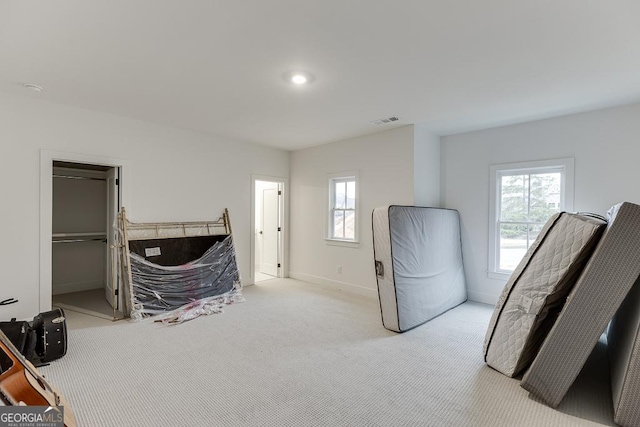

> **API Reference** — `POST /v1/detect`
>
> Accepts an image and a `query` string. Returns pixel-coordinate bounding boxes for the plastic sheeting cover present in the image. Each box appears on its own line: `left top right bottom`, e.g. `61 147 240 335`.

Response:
128 234 241 321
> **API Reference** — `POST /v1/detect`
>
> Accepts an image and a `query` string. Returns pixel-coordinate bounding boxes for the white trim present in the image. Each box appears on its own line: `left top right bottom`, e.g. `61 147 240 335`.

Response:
250 174 289 284
40 150 131 312
488 157 574 278
487 271 511 281
53 302 116 321
324 238 360 248
467 289 500 306
289 271 378 299
326 170 359 244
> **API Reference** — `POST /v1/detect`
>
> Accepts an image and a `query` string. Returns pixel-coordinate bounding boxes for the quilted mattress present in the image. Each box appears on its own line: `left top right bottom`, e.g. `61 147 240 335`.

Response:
521 202 640 408
484 212 606 377
372 206 467 332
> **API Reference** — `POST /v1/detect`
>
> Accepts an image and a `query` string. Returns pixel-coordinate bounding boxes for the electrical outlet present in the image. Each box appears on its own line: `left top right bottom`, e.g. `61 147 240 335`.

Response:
337 265 342 274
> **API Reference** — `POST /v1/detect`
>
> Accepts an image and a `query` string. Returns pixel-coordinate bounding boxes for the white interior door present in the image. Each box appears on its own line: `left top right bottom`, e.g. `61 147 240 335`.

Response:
105 168 119 308
260 188 279 277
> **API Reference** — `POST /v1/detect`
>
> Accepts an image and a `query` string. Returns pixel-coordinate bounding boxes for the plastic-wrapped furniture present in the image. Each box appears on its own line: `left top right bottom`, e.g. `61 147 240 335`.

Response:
118 207 242 322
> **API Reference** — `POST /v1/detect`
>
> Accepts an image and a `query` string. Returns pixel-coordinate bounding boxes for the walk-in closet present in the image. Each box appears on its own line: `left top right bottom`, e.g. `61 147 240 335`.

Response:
51 161 121 320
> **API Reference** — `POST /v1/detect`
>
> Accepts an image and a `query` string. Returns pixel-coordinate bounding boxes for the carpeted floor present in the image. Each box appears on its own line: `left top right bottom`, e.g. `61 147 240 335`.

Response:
39 279 615 426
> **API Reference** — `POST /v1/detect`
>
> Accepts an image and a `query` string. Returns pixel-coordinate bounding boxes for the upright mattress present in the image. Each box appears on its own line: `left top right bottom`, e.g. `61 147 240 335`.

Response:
372 206 467 332
521 202 640 408
484 212 606 377
607 276 640 427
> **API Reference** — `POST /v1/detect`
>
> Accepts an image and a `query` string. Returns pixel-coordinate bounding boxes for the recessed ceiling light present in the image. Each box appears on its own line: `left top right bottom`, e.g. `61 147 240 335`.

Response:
24 83 43 93
284 71 314 85
291 74 308 84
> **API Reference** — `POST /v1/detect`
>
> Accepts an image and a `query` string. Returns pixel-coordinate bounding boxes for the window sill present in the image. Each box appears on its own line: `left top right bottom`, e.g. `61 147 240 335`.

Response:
325 238 360 248
487 271 511 281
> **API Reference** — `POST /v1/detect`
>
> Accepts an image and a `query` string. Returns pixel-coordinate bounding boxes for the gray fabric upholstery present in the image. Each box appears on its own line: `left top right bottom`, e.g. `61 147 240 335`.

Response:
521 202 640 408
607 276 640 427
484 212 606 377
372 206 467 332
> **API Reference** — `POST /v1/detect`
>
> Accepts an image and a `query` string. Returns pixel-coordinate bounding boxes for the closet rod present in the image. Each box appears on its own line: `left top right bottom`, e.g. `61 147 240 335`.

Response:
53 174 106 181
52 238 107 244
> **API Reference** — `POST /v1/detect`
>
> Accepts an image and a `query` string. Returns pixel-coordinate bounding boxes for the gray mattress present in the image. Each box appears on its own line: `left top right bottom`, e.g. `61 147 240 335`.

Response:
484 212 606 377
372 205 467 332
608 276 640 427
521 202 640 408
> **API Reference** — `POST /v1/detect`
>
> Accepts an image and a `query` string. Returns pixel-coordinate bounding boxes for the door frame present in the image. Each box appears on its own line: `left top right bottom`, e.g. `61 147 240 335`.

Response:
250 174 288 284
39 150 131 312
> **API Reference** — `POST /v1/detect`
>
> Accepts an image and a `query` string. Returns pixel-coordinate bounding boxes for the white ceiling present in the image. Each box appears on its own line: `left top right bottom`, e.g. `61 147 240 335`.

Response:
1 1 640 151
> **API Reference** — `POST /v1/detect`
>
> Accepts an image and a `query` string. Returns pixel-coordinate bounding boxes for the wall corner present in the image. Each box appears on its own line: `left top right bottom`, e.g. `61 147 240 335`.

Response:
413 125 441 207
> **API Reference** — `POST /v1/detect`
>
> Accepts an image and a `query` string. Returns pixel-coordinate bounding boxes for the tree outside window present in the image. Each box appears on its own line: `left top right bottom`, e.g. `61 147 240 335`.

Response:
329 177 356 240
488 158 574 278
498 172 561 270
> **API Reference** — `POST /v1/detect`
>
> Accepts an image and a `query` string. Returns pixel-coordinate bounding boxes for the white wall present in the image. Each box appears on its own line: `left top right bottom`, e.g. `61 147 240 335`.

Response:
414 125 441 206
441 103 640 304
289 125 440 296
0 93 289 320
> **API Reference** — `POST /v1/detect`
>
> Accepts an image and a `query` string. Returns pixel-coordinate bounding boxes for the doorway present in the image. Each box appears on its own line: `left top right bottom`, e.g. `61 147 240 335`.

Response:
40 151 129 320
252 177 286 283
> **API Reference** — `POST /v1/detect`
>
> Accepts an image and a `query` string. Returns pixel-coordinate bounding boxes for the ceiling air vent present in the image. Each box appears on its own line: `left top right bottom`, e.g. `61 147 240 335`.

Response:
371 116 400 125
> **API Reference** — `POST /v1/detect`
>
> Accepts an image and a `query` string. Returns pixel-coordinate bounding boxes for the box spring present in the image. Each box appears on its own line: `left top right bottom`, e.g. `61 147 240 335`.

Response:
521 202 640 408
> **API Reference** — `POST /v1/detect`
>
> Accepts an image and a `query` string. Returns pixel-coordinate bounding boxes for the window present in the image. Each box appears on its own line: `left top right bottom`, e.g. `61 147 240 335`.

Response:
327 173 358 244
488 158 574 279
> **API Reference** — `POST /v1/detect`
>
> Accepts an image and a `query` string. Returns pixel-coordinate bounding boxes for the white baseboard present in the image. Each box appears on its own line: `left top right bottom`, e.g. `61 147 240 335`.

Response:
268 272 497 306
467 289 498 306
52 280 103 295
289 272 378 299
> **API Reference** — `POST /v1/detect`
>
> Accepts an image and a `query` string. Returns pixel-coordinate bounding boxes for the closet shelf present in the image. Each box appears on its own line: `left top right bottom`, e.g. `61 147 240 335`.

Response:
53 232 106 238
52 232 107 244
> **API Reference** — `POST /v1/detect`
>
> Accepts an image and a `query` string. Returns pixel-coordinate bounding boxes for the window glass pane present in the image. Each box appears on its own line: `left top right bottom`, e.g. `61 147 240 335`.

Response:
527 223 544 248
334 182 346 209
344 210 355 239
529 172 562 222
499 223 527 271
346 181 356 209
333 211 344 238
500 175 529 222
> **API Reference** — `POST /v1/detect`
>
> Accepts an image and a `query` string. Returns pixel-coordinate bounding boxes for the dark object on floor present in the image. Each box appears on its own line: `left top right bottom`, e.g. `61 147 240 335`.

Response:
0 319 37 362
0 309 68 365
32 308 68 363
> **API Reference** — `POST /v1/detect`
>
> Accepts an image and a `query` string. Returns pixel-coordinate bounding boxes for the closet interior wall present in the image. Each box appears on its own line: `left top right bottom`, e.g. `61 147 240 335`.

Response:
52 163 108 295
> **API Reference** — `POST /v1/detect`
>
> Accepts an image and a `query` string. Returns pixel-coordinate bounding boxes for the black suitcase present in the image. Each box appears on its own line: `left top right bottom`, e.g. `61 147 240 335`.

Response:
0 319 37 361
32 308 67 363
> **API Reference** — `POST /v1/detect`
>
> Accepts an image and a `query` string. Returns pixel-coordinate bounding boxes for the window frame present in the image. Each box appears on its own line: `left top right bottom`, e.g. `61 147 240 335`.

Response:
488 158 574 280
326 171 359 247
